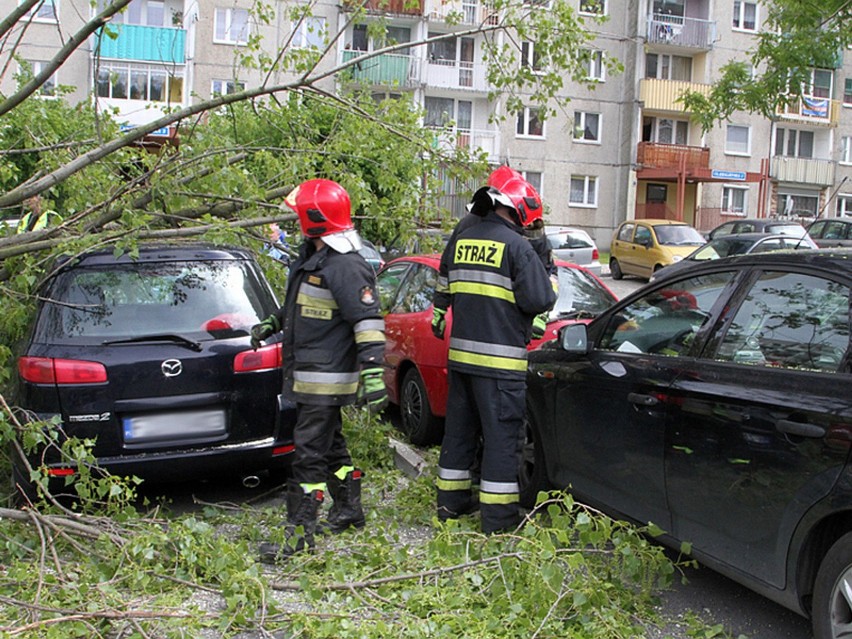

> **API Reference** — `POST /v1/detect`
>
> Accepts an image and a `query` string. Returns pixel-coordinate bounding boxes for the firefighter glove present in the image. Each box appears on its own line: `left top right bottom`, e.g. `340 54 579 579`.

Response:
250 315 280 350
431 307 447 339
531 313 548 340
358 367 388 413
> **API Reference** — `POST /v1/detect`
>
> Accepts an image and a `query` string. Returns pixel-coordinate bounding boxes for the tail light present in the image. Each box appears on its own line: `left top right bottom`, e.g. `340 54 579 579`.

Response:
592 248 600 260
19 357 107 385
234 343 282 373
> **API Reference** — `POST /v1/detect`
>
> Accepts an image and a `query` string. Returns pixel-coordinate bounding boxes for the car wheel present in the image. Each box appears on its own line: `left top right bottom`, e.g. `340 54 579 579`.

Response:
518 413 549 509
813 532 852 639
609 258 623 280
400 368 443 446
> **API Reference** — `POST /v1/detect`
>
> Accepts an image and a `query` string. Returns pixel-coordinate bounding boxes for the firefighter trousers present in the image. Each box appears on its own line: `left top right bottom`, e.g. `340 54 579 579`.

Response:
291 403 353 490
437 370 525 533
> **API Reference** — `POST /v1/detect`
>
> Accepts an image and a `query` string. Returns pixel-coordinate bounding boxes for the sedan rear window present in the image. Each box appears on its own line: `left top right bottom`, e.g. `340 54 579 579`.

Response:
548 232 594 250
36 260 268 342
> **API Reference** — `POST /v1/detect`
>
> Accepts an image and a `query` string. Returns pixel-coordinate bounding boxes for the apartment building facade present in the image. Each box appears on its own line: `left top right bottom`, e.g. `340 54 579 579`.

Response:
3 0 851 245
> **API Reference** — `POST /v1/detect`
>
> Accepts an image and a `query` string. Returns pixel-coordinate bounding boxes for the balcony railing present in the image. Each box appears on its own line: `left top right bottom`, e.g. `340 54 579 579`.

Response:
340 50 419 88
646 14 716 50
776 97 840 127
421 58 489 91
342 0 424 15
639 78 711 113
427 0 498 24
95 24 186 64
637 142 710 170
770 156 836 186
430 127 498 159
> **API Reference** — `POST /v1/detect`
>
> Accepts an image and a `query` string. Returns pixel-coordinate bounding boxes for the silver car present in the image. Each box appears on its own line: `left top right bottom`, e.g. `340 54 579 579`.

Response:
545 226 601 275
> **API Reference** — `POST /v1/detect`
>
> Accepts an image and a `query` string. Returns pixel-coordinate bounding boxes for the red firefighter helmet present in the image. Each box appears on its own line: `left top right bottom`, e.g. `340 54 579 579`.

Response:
469 165 543 227
283 179 363 253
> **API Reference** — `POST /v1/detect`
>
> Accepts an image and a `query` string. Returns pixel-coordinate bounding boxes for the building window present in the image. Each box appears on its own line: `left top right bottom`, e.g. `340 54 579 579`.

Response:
96 62 183 102
579 0 606 15
521 41 543 73
845 79 852 105
722 186 748 214
574 111 600 142
516 106 545 138
779 193 818 218
807 68 833 99
24 0 57 21
645 53 691 81
642 117 689 145
102 0 166 26
841 136 852 165
583 49 605 81
293 16 327 49
21 61 57 96
726 124 750 155
732 0 757 31
522 171 543 193
774 128 814 158
569 175 597 206
214 7 249 45
212 79 245 96
837 195 852 217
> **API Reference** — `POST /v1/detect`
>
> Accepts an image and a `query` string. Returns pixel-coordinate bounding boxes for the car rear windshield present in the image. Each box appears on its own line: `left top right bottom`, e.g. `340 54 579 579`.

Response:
548 232 594 250
767 224 807 237
655 225 705 246
36 259 272 343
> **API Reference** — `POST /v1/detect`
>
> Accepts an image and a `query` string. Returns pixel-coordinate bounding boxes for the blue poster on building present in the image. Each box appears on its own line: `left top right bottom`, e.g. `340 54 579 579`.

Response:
802 97 829 117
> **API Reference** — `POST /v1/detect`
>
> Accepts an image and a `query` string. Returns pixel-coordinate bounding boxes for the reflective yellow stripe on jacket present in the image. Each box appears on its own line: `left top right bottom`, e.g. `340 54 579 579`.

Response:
447 337 528 372
297 283 338 309
353 318 385 345
448 268 516 303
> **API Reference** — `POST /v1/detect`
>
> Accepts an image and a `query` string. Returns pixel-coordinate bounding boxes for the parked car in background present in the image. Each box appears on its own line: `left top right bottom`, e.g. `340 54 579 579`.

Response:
376 255 617 445
609 219 705 280
650 232 817 282
806 218 852 248
544 226 602 275
358 239 386 272
522 249 852 639
14 244 294 502
707 217 809 240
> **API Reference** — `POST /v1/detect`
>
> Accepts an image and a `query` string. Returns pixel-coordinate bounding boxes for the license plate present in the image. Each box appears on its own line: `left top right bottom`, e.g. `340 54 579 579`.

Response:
123 408 227 444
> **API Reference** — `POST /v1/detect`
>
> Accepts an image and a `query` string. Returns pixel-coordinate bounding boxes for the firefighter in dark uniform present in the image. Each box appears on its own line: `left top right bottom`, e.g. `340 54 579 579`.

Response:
432 171 556 533
252 179 387 562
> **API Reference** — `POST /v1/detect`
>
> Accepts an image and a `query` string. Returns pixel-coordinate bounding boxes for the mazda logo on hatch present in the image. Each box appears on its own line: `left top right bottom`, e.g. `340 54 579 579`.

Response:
161 359 183 377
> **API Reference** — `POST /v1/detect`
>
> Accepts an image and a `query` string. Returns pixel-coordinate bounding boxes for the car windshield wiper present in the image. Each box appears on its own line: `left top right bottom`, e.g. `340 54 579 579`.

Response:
555 309 597 321
102 334 203 352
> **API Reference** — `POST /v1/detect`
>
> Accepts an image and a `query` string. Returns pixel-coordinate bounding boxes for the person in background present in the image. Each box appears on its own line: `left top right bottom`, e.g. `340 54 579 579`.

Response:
265 222 291 265
432 170 556 534
251 179 387 562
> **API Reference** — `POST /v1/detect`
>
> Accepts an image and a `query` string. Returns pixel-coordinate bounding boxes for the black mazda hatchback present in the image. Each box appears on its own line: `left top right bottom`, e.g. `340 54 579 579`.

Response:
14 244 294 500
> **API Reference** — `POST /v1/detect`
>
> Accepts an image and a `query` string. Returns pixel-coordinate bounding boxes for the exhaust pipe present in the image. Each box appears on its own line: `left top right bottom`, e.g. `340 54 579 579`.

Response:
241 474 261 489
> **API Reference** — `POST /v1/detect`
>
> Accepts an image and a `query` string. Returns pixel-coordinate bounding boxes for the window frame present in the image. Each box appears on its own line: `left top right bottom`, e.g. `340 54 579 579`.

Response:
292 16 328 50
21 60 57 96
840 136 852 165
521 41 544 73
211 79 246 96
579 0 606 16
732 0 758 32
583 49 605 81
721 185 748 215
516 106 545 138
569 175 598 207
725 124 751 156
214 7 250 45
23 0 58 22
573 111 601 143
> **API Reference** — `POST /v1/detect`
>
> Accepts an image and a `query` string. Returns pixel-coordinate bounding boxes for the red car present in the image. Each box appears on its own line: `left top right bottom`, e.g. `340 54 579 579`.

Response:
376 255 617 445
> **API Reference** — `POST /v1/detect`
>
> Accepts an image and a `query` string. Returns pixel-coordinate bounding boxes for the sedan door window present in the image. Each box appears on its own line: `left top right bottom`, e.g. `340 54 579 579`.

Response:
600 272 734 356
397 264 438 314
714 271 850 371
376 263 412 314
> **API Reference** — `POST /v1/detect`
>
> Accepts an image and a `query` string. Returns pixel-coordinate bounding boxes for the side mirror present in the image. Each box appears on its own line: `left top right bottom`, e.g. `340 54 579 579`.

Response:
559 323 589 353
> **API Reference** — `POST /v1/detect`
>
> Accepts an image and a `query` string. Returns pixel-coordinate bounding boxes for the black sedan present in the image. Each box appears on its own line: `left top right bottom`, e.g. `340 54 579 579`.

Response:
522 249 852 639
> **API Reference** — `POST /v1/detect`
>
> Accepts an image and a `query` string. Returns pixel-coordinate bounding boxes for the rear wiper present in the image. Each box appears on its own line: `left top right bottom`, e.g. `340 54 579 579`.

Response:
102 334 203 352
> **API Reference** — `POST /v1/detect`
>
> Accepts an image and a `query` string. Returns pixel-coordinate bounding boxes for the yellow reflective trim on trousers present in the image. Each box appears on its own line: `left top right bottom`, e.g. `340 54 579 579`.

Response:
354 330 386 344
334 465 355 480
293 380 359 395
480 491 519 505
297 292 338 309
436 478 472 491
448 349 528 372
449 281 516 303
301 482 327 493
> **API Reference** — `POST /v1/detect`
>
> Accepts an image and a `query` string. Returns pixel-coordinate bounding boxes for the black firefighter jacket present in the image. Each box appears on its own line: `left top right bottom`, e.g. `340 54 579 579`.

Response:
276 241 386 406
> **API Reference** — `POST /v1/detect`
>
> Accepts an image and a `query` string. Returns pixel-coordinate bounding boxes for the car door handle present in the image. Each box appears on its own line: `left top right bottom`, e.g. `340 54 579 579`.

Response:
776 419 826 438
628 392 660 407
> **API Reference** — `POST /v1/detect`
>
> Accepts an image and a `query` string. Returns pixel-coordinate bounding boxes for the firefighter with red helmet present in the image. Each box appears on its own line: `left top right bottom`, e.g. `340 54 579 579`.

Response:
252 179 387 562
433 169 556 533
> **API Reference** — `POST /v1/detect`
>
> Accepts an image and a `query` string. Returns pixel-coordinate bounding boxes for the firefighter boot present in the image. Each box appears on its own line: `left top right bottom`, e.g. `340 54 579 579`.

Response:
323 468 366 534
259 488 324 563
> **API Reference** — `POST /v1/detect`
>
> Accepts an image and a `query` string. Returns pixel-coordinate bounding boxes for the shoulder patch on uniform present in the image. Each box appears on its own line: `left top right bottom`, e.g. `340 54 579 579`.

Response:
308 275 323 286
360 286 376 305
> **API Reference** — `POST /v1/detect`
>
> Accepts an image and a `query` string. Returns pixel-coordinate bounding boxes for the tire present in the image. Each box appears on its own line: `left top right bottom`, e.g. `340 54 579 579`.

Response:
400 368 443 446
813 531 852 639
518 413 550 509
609 258 623 280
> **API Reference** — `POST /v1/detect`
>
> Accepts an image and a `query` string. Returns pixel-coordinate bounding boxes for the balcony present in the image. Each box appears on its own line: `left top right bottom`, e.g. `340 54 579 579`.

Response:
427 0 498 25
341 0 424 14
421 59 489 91
776 97 840 127
340 50 419 88
646 14 716 50
95 24 186 64
637 142 710 170
770 156 835 186
430 127 498 160
639 78 711 114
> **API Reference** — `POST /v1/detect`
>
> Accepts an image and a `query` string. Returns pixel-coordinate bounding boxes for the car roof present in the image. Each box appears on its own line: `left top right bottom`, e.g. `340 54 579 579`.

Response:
624 219 691 227
710 232 809 242
662 247 852 276
53 244 256 270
